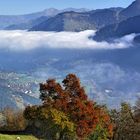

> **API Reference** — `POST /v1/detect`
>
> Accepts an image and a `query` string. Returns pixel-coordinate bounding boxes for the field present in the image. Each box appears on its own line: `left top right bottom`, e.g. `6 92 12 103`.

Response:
0 134 38 140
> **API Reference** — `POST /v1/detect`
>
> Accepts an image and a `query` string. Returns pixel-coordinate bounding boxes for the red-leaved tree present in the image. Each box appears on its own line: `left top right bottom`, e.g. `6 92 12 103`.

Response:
40 74 113 139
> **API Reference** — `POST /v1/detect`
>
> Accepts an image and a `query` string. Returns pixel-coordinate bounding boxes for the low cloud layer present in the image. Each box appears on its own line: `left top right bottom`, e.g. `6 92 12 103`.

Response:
33 62 140 108
0 30 139 108
0 30 136 51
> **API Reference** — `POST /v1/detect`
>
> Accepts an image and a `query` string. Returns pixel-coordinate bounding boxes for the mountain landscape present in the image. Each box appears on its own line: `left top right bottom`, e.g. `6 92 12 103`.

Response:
0 0 140 109
5 16 49 30
119 0 140 20
0 0 140 36
26 0 140 40
0 8 89 29
0 0 140 140
94 15 140 41
29 8 120 31
93 0 140 41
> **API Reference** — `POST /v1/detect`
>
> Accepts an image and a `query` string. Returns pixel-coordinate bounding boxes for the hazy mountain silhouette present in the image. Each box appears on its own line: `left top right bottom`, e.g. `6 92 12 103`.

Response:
30 8 121 31
0 8 89 29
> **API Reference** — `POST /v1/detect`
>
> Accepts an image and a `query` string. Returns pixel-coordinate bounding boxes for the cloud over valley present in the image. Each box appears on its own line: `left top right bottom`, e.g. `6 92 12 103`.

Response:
0 30 136 51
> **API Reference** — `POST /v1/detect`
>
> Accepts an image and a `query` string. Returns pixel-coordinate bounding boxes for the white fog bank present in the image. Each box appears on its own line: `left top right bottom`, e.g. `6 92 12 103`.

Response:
0 30 136 51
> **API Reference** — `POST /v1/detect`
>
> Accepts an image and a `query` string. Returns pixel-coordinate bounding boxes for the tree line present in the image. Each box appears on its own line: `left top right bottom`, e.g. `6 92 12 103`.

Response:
0 74 140 140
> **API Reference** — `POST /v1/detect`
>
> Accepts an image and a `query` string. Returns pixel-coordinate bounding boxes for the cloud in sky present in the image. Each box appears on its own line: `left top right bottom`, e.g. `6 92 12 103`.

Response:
0 30 136 51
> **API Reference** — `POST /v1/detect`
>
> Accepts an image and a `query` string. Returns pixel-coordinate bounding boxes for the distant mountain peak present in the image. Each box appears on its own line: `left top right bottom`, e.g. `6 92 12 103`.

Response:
63 8 90 12
43 8 59 13
3 8 90 30
43 8 90 14
43 8 58 11
29 8 119 32
119 0 140 20
131 0 140 7
41 8 90 17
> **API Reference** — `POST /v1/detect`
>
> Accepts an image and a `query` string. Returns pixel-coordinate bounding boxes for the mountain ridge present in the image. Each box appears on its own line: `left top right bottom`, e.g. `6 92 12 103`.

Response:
0 8 90 29
29 8 121 32
94 15 140 41
119 0 140 20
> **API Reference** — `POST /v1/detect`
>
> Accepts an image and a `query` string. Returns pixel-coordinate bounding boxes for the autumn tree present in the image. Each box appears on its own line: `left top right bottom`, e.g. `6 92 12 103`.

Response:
111 102 140 140
39 74 113 139
24 105 76 140
0 107 26 131
134 97 140 122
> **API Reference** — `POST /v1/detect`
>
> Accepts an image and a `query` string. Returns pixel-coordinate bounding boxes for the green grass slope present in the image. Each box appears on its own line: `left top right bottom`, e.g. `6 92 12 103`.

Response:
0 134 38 140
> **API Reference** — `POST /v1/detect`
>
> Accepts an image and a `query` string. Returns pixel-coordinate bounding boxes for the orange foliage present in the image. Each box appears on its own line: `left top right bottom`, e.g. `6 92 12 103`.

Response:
40 74 113 139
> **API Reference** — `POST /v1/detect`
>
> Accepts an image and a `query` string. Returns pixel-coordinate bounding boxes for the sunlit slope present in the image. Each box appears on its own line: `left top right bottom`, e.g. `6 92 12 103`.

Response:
0 134 38 140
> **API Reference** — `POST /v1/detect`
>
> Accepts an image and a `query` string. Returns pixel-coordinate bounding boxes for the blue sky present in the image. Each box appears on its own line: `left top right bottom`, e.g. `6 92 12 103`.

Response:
0 0 134 15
